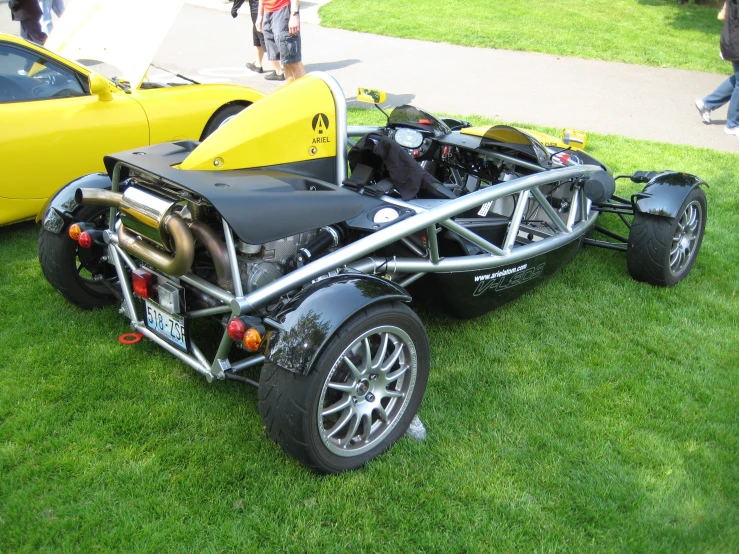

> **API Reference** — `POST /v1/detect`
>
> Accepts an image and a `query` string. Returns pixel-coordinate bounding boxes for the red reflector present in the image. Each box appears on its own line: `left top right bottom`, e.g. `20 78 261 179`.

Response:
132 268 153 298
419 119 431 125
78 231 93 249
227 318 246 340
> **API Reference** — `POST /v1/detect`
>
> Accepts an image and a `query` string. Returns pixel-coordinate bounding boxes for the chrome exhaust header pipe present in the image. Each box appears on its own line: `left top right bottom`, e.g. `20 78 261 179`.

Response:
118 215 195 276
189 220 233 291
76 187 196 277
75 188 123 207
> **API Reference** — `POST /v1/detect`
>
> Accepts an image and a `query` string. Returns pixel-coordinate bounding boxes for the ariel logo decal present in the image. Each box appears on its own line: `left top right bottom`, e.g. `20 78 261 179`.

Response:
312 113 331 144
312 113 329 134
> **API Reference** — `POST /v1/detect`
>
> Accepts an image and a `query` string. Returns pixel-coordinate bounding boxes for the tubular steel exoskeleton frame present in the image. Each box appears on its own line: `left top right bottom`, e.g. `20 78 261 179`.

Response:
103 155 601 382
94 71 606 382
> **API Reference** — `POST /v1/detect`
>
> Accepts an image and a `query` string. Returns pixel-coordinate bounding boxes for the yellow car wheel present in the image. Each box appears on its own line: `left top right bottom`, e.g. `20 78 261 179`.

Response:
201 104 248 140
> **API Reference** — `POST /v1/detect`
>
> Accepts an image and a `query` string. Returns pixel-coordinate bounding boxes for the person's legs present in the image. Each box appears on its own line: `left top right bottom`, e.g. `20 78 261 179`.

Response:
725 61 739 130
52 0 64 18
702 73 735 111
20 18 47 45
40 0 53 35
248 0 266 71
272 6 303 83
283 62 306 82
261 11 279 65
261 10 284 80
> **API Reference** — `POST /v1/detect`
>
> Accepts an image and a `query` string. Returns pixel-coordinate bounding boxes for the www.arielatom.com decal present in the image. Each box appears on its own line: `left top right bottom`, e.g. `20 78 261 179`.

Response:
473 263 546 296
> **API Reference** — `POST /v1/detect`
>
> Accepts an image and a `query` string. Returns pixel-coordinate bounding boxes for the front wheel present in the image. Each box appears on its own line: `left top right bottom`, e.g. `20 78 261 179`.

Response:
258 302 430 474
201 104 247 139
627 188 707 286
38 205 119 309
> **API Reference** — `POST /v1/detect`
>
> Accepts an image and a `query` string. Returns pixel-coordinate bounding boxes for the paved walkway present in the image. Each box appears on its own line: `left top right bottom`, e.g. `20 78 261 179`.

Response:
175 0 738 153
2 0 736 152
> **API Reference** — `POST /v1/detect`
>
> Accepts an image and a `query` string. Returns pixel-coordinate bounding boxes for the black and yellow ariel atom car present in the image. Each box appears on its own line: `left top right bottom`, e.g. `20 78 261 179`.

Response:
38 73 707 473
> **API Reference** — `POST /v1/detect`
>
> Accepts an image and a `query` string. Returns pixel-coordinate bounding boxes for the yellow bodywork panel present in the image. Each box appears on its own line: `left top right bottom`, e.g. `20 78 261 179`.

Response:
0 32 264 225
181 75 337 171
0 93 149 203
461 125 586 151
134 85 261 145
0 197 48 226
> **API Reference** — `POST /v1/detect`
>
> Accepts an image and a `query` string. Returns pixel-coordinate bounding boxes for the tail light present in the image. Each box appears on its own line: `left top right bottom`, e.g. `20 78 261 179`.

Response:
227 318 246 340
227 318 264 351
68 223 83 241
242 328 262 352
78 231 93 248
132 268 153 298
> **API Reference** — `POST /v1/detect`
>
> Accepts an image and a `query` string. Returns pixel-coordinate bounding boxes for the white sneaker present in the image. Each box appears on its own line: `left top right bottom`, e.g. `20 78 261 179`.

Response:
725 126 739 136
695 99 711 124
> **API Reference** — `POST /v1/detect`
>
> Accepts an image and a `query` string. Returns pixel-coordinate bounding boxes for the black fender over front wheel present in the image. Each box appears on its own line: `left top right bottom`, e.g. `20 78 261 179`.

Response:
627 187 707 286
38 204 118 309
258 302 430 474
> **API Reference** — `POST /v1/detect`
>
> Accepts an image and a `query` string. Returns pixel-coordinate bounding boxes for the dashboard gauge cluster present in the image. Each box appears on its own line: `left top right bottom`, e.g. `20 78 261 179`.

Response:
388 127 435 159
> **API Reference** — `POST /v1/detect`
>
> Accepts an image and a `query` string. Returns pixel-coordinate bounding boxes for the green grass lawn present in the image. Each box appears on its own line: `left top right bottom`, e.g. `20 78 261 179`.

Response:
320 0 730 74
1 113 738 552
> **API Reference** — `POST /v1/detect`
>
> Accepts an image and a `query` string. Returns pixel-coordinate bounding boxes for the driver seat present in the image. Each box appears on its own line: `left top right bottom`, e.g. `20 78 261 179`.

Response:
347 134 455 200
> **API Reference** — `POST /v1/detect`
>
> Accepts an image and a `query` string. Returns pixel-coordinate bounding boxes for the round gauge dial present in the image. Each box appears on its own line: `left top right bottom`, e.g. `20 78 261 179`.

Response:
373 207 400 223
394 128 424 149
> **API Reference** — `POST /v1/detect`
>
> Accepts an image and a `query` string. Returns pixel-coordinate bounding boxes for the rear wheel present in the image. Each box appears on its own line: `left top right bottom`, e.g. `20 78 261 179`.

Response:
38 205 118 309
258 302 430 474
627 188 706 286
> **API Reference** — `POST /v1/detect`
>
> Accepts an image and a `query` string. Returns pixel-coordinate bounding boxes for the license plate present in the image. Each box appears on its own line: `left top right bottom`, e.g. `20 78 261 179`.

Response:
144 299 188 351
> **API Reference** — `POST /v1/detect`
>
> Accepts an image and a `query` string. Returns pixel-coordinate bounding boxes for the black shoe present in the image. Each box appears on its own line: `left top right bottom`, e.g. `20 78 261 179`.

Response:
246 62 263 74
265 71 285 81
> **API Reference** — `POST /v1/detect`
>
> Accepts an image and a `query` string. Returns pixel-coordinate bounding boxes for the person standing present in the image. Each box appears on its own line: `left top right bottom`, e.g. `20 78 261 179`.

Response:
256 0 306 83
232 0 284 80
8 0 47 45
40 0 65 36
695 0 739 136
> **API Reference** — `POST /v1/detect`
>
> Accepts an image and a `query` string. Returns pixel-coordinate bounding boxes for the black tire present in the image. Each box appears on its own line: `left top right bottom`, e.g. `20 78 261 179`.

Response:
627 188 706 286
38 205 119 309
201 104 247 139
258 302 430 474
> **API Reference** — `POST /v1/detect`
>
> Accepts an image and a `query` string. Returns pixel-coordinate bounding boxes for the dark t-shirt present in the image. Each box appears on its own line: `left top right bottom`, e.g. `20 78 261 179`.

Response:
721 0 739 61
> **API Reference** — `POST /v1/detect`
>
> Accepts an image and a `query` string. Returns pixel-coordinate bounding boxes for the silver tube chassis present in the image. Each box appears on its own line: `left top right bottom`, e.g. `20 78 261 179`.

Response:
74 72 608 380
101 160 600 379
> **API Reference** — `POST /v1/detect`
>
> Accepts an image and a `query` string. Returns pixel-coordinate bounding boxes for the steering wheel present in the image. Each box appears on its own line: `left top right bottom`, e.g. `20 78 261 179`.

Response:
0 76 26 102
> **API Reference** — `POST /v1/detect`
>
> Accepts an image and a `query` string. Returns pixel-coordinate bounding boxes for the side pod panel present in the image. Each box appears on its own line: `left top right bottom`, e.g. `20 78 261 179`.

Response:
633 172 707 219
36 173 113 234
264 275 411 375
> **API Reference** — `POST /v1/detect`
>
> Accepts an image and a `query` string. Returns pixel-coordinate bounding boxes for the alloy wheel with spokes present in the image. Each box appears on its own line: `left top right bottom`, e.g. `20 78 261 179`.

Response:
669 200 702 276
627 187 706 287
259 301 430 474
319 325 417 457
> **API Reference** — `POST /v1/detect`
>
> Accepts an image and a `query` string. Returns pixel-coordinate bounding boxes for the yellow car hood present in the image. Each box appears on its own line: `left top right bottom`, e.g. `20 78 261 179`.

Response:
45 0 184 89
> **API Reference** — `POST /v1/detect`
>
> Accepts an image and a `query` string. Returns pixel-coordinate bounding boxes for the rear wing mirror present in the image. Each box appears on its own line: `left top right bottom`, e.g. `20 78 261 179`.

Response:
357 88 387 104
561 128 587 151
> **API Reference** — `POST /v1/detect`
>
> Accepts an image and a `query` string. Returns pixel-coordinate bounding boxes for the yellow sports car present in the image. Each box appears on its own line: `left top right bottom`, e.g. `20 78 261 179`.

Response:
0 0 264 226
